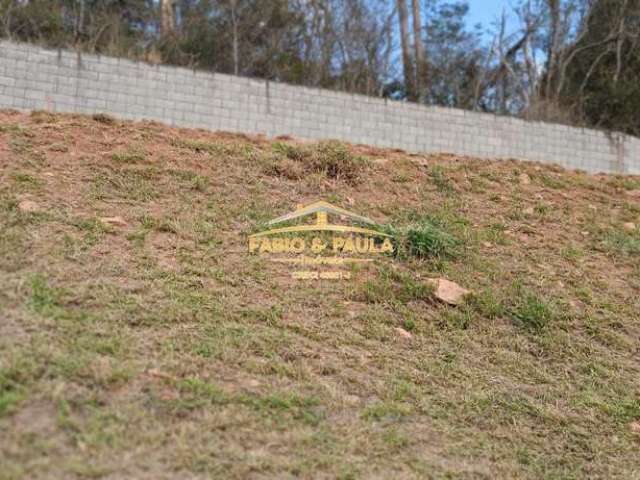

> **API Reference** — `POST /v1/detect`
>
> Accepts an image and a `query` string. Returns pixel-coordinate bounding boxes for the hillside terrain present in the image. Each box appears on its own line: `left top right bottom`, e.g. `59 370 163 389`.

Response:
1 110 639 479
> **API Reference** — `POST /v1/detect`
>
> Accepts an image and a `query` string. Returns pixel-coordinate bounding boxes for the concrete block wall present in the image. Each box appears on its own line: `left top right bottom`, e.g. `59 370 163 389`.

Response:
1 40 638 175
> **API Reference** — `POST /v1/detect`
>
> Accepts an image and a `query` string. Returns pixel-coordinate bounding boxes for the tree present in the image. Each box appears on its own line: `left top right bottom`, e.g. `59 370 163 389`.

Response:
561 0 640 135
411 0 427 101
424 1 483 109
396 0 416 100
160 0 175 37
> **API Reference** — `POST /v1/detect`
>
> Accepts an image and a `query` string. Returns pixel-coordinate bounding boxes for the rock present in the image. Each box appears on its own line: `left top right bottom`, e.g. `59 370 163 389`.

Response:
427 278 470 306
245 379 261 388
99 216 127 227
630 421 640 435
523 206 535 215
18 200 41 213
482 242 493 248
588 204 597 211
394 327 413 340
518 173 531 185
623 222 636 231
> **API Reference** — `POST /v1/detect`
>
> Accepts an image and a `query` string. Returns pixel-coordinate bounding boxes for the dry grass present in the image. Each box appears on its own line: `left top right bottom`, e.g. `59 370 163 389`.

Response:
0 110 639 479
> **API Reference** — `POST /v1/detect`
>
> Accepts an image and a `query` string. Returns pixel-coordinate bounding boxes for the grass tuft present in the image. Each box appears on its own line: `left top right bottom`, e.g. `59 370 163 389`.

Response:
504 283 559 332
404 221 461 260
111 148 146 164
92 113 117 125
268 140 368 183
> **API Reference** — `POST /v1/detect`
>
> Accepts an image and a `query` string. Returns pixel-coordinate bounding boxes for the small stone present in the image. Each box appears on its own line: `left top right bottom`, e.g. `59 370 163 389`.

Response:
588 204 597 211
581 231 590 236
344 394 361 406
623 222 636 231
523 206 535 215
246 379 261 388
394 327 412 340
100 216 127 227
630 421 640 435
482 242 493 248
518 173 531 185
159 389 179 401
148 368 173 380
427 278 470 306
18 200 41 213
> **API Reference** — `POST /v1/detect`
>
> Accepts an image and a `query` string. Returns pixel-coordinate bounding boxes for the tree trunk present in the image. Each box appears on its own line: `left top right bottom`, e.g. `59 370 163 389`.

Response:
411 0 427 102
161 0 175 37
230 0 239 76
396 0 415 100
544 0 561 101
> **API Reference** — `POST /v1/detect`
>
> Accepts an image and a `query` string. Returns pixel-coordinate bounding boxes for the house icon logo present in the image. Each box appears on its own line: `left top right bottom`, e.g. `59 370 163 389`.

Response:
248 201 394 280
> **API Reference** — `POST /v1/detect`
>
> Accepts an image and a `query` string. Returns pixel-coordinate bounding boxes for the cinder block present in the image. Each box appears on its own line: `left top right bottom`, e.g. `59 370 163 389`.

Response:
2 41 638 175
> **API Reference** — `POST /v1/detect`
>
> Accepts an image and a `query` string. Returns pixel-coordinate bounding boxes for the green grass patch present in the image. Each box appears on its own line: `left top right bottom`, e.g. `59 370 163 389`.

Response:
598 229 640 257
91 168 159 202
29 274 63 316
505 284 558 332
111 148 146 164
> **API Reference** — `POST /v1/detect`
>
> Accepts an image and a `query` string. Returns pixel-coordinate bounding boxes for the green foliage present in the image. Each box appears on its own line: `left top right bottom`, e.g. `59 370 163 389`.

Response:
562 0 640 136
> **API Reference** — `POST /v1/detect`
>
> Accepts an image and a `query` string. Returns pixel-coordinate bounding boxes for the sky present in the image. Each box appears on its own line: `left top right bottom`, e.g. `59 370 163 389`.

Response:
467 0 514 32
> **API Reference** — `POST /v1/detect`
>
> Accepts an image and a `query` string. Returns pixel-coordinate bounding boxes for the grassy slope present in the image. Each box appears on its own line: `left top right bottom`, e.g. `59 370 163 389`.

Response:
0 110 639 479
